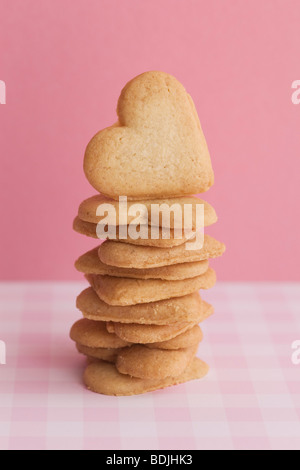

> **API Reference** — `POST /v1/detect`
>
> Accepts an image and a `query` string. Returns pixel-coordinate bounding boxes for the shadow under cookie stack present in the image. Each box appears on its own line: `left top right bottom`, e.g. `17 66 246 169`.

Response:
71 71 225 396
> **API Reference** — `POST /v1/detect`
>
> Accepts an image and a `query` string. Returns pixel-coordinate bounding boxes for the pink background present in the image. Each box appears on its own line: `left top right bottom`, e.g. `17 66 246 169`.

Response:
0 0 299 281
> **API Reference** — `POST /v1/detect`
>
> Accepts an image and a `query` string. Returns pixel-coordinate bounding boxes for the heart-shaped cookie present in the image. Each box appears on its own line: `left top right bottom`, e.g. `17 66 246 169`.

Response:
84 71 214 199
83 357 209 396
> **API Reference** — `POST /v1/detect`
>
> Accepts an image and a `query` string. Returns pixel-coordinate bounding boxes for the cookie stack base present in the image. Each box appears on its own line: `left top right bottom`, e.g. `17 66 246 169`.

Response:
71 233 225 395
84 357 209 396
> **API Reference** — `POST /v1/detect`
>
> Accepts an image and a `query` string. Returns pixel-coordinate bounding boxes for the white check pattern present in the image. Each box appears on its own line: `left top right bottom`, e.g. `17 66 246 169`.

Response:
0 281 299 450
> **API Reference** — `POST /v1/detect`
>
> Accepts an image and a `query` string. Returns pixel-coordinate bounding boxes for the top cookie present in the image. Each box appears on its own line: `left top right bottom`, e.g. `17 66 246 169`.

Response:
84 71 214 199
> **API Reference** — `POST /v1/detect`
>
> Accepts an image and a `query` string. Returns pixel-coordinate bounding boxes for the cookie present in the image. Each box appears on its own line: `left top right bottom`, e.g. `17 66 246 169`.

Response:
73 217 99 239
72 318 196 351
146 325 203 350
77 194 217 229
76 287 213 325
115 344 197 379
83 71 214 200
75 246 209 280
106 320 196 344
76 325 202 362
76 343 121 363
73 216 195 247
86 268 216 306
84 356 209 396
78 324 203 355
99 234 225 269
70 319 130 349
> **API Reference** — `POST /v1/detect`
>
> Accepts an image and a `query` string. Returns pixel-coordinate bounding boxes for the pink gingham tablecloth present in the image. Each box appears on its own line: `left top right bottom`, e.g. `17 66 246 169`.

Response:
0 281 300 450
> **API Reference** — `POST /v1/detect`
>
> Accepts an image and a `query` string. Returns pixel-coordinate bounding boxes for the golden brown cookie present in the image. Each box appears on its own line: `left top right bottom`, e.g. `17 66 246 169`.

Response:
73 217 195 247
106 321 195 344
86 268 216 306
72 318 197 352
84 357 209 396
76 343 121 363
78 195 216 229
83 71 214 199
75 246 209 280
73 217 99 239
70 319 130 349
99 234 225 269
146 325 203 350
115 344 197 379
76 287 213 325
77 325 202 357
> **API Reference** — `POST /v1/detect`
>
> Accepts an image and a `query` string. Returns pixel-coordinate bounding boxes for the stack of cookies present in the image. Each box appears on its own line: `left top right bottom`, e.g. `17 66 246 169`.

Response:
71 72 225 396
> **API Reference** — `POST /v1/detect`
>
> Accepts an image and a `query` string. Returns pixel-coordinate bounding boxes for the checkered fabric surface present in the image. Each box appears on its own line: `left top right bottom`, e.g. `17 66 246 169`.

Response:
0 281 299 450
